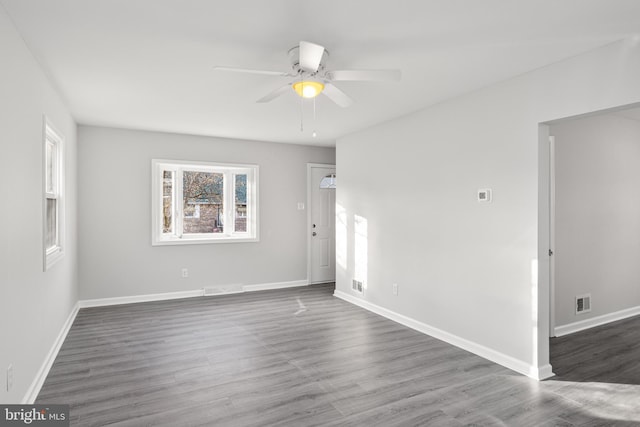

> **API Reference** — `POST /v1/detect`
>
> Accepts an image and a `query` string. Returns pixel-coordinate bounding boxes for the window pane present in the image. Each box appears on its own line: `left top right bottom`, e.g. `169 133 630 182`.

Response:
183 171 224 234
234 174 247 232
162 170 174 233
46 141 55 193
45 198 57 250
319 173 336 189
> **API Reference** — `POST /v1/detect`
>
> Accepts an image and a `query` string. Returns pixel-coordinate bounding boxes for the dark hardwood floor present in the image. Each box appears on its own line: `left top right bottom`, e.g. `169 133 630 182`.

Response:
550 315 640 386
37 283 640 426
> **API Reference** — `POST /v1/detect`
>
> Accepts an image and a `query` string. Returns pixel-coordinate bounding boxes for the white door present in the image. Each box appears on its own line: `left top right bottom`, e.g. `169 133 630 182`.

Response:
308 165 336 284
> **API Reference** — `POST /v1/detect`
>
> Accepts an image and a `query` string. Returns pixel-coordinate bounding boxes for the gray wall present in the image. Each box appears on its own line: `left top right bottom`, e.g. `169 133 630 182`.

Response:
78 126 335 300
0 8 78 403
335 38 640 378
552 113 640 327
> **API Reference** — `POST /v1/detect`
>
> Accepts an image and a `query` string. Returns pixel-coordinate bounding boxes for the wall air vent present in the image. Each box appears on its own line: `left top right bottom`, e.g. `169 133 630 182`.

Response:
352 279 363 294
575 294 591 315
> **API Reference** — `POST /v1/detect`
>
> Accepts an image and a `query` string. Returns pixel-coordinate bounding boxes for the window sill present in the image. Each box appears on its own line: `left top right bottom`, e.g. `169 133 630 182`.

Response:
152 236 259 246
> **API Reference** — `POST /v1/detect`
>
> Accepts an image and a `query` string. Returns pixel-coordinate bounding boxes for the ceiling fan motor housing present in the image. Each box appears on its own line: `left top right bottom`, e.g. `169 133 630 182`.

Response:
288 45 329 76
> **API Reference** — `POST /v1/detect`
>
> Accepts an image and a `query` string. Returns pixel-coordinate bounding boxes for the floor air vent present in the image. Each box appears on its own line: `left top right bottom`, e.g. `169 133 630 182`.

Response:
576 294 591 314
203 285 244 296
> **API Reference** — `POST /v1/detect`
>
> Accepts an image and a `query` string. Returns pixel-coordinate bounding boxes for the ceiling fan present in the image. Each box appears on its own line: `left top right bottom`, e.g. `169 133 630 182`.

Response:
214 41 401 108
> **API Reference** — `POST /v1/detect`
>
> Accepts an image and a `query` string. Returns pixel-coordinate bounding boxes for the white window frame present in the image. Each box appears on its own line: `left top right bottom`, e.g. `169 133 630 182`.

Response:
43 118 64 270
151 159 259 245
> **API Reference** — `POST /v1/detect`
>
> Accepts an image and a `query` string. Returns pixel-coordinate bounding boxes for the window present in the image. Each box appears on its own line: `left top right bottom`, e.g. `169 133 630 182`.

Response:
152 159 258 245
319 173 336 189
44 119 64 270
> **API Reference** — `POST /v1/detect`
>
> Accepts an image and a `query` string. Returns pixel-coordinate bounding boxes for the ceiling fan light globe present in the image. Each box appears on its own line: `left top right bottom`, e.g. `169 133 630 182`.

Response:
303 86 318 98
293 81 324 98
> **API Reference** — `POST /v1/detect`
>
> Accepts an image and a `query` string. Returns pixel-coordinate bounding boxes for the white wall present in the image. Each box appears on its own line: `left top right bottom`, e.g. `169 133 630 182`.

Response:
335 38 640 379
552 113 640 328
78 126 335 300
0 7 78 403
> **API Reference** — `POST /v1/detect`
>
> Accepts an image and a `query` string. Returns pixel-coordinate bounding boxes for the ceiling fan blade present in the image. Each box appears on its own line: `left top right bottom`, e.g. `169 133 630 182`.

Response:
256 84 291 103
299 41 325 73
322 83 354 108
327 69 401 82
213 66 289 77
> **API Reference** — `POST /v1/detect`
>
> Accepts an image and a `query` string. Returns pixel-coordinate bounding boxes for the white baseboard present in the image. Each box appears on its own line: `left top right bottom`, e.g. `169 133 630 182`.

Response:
79 289 204 308
79 280 309 308
554 305 640 337
532 364 555 381
22 302 80 404
334 290 552 381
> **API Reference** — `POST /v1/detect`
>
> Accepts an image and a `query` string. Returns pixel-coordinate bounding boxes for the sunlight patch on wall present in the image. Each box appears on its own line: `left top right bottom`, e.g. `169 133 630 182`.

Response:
336 204 348 271
531 258 539 367
354 214 368 289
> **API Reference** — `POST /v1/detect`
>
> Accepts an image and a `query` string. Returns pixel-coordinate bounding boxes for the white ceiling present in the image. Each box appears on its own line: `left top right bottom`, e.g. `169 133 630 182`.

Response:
2 1 640 146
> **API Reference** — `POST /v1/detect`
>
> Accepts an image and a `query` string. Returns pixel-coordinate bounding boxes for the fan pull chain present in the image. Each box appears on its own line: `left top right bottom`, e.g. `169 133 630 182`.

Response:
300 80 304 132
312 97 317 138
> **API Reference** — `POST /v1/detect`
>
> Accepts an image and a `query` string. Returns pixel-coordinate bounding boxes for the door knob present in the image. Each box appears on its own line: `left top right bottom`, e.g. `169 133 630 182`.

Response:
312 232 317 237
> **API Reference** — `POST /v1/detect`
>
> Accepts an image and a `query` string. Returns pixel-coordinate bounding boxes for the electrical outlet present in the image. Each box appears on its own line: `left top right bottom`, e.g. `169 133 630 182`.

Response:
392 283 398 296
181 268 188 278
7 364 13 392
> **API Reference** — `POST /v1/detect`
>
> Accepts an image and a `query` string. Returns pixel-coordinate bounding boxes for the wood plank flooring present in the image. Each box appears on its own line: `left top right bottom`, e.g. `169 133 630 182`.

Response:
37 284 640 426
550 315 640 385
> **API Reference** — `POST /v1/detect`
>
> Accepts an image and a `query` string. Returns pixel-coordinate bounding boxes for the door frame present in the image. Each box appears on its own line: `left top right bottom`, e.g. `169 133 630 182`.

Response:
549 136 556 337
306 163 336 284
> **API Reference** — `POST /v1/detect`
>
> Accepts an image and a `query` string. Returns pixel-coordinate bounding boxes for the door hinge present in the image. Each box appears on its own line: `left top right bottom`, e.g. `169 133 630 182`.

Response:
549 249 554 256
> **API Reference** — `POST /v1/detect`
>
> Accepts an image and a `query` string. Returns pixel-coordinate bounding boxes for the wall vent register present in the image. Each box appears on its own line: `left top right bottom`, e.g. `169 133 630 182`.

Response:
352 279 363 294
575 294 591 314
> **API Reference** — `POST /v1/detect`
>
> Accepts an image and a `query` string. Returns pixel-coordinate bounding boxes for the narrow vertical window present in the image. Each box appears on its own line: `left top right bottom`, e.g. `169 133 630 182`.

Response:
44 119 64 270
234 174 247 233
162 170 174 234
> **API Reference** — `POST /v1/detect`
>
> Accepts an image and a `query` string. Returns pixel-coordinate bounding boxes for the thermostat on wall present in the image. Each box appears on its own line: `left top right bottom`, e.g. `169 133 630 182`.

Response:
478 188 492 203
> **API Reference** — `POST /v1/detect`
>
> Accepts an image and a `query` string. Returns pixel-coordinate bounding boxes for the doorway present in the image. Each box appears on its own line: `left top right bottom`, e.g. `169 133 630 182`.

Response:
548 107 640 339
307 164 336 284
